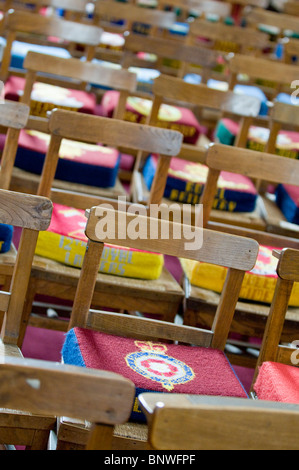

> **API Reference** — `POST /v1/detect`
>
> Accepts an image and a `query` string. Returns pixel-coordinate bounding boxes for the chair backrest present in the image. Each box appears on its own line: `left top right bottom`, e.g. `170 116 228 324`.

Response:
0 189 52 344
284 1 299 15
157 0 232 20
93 0 176 34
36 108 183 209
0 9 103 79
245 7 299 34
201 143 299 228
265 101 299 155
228 53 299 94
0 356 135 450
253 248 299 375
122 33 225 81
139 392 299 450
0 100 30 189
21 51 137 125
187 18 270 54
69 204 259 351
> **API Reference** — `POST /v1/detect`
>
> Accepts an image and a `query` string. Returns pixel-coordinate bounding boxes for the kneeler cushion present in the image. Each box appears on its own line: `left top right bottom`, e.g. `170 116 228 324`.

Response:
4 76 97 118
62 328 248 422
35 203 164 280
14 129 120 188
143 155 258 213
181 245 299 306
0 224 13 253
275 184 299 225
254 362 299 404
216 118 299 160
97 90 203 144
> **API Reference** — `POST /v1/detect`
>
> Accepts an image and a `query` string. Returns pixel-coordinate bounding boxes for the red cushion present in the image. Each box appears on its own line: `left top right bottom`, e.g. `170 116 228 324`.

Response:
254 361 299 404
62 327 247 421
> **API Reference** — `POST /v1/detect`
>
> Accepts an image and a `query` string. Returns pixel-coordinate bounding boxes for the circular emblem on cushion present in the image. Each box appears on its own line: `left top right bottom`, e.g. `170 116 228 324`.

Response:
125 341 195 391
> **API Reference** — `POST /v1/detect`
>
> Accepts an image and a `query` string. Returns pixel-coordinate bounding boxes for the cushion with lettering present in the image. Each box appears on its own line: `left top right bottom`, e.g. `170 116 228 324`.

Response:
62 328 247 422
97 90 203 144
181 244 299 306
142 154 258 212
275 184 299 225
15 129 120 188
35 203 164 280
4 76 96 117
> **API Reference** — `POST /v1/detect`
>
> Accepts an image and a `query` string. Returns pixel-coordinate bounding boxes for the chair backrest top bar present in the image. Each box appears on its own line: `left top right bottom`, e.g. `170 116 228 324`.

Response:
48 109 183 156
0 100 29 129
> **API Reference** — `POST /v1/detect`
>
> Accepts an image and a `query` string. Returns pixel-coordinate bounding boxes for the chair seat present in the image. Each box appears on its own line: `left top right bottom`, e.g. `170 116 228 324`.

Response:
97 90 204 145
35 203 164 280
254 361 299 404
4 76 97 118
62 328 248 423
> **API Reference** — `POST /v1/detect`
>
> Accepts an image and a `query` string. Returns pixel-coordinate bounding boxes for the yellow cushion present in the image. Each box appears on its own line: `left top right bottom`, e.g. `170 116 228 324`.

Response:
181 245 299 306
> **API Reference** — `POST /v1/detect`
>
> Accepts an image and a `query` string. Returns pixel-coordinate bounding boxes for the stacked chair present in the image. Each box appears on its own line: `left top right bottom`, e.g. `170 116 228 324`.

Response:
0 0 299 451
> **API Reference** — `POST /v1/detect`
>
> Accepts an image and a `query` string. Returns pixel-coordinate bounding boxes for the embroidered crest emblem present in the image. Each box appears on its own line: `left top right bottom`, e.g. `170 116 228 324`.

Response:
125 341 195 391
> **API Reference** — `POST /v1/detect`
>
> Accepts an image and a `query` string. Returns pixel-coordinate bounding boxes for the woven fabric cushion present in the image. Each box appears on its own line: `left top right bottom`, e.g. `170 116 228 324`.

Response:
97 90 203 144
0 39 71 70
35 203 164 280
4 76 96 117
62 327 247 422
181 244 299 306
143 155 258 212
216 119 299 159
0 224 13 253
275 184 299 225
14 129 120 188
254 362 299 404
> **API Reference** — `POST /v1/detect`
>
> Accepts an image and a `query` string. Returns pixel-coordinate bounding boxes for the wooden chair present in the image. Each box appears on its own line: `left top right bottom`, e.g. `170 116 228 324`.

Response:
7 50 138 195
0 188 56 449
283 1 299 16
132 74 265 231
139 392 299 450
55 204 259 450
245 6 299 37
91 0 176 64
0 9 103 81
186 17 272 56
254 101 299 239
0 356 135 450
14 109 185 340
182 143 299 367
121 32 226 84
251 247 299 406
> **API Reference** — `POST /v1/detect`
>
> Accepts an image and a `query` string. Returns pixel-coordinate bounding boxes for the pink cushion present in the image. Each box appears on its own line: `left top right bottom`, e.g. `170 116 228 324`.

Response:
4 76 97 117
254 361 299 404
62 327 247 421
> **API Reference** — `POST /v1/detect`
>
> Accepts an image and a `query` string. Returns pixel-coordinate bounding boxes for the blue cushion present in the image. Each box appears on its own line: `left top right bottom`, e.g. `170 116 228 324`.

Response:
0 224 13 253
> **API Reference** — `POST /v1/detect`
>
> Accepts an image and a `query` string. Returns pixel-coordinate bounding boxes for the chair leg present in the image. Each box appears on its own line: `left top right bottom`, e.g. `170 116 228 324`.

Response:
17 279 36 349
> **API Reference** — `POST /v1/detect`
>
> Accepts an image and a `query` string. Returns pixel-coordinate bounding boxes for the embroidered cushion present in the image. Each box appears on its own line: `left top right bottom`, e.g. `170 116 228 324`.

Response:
275 184 299 225
62 328 247 422
14 129 120 188
35 203 164 280
254 362 299 404
181 245 299 306
216 119 299 159
4 76 97 117
142 154 258 213
97 90 203 144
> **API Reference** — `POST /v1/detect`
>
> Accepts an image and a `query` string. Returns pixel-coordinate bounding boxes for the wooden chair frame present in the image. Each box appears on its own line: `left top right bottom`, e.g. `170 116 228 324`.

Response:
0 188 55 449
14 109 185 342
0 9 103 81
56 205 259 450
